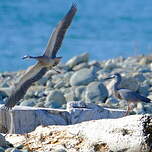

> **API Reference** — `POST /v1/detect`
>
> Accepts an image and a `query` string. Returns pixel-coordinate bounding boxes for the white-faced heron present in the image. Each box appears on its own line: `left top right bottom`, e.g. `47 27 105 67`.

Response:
104 73 151 115
2 4 77 109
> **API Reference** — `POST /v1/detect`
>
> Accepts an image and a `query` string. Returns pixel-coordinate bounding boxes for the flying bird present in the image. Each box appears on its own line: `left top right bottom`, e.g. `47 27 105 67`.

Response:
2 4 77 109
104 73 151 115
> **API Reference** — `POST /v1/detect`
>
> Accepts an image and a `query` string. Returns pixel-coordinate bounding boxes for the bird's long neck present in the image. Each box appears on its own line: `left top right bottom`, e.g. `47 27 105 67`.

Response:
112 76 121 96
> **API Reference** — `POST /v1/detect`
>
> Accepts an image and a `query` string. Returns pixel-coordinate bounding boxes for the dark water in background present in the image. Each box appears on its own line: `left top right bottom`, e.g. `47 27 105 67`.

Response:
0 0 152 72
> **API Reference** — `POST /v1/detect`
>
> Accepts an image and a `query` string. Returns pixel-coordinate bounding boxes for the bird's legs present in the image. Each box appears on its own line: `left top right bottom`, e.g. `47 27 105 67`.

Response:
125 103 131 116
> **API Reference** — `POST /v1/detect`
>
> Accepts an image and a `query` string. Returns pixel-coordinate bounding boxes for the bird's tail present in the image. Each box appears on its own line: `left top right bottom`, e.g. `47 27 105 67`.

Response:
141 96 151 103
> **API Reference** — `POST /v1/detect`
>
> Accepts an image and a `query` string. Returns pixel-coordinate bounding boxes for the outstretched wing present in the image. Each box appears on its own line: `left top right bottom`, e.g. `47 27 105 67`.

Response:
4 63 47 108
43 3 77 58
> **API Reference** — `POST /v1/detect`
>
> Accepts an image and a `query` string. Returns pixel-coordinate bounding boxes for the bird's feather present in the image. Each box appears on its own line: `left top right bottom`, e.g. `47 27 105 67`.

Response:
118 89 151 103
43 4 77 58
4 63 47 108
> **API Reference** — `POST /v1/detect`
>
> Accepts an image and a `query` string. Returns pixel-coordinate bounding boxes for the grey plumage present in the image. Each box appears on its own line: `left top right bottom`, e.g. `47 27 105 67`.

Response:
104 73 151 115
2 4 77 109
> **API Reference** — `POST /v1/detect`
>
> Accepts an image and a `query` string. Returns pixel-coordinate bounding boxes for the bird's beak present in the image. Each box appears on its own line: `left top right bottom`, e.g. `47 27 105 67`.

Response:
22 55 30 60
103 76 114 81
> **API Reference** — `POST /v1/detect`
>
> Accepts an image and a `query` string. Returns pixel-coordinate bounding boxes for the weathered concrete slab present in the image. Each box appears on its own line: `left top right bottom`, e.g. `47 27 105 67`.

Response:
0 101 126 134
0 105 69 134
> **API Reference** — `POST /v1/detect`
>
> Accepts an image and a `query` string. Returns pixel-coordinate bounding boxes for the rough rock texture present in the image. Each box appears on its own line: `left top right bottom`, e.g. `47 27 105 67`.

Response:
0 106 69 134
0 134 12 148
6 115 152 152
0 102 125 134
85 81 108 103
70 68 96 86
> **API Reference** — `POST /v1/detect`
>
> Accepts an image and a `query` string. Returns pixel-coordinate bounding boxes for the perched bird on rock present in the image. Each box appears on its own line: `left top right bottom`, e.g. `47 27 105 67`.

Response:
2 4 77 109
104 73 151 115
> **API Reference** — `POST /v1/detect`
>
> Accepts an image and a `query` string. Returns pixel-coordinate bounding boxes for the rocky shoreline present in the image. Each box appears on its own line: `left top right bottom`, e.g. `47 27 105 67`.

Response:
0 53 152 114
0 53 152 151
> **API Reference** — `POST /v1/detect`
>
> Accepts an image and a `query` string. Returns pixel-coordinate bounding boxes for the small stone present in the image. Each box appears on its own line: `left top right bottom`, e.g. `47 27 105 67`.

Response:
0 81 9 88
66 53 89 68
85 81 108 103
0 147 5 152
70 68 96 86
64 89 77 102
88 60 101 67
5 148 22 152
75 86 86 100
46 81 54 88
105 97 119 104
54 81 65 89
45 90 66 108
36 77 48 86
20 99 36 107
72 62 89 71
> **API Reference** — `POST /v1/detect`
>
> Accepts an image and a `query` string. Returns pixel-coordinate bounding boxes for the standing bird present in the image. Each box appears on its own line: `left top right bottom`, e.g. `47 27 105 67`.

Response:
2 4 77 109
104 73 151 115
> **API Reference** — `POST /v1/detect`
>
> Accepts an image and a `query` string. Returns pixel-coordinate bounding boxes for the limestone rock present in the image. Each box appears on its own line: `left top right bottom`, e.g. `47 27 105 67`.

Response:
0 134 12 148
20 99 36 107
70 68 96 86
75 86 86 100
85 81 108 103
72 62 89 71
45 90 66 108
6 115 152 152
66 53 89 68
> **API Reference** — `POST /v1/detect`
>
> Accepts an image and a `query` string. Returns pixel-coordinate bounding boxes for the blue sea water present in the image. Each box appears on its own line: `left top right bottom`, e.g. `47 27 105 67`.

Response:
0 0 152 72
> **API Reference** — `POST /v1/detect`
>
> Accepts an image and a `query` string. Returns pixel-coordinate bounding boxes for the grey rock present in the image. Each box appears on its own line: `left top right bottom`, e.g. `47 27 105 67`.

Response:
45 90 66 108
20 100 36 107
0 147 4 152
88 60 101 67
105 97 119 104
36 77 48 86
0 134 12 147
132 73 146 82
64 90 77 102
0 90 8 99
72 62 89 71
75 86 86 100
7 148 22 152
54 81 65 89
66 53 89 68
85 81 108 103
0 81 9 88
90 65 101 73
70 68 96 86
46 80 54 88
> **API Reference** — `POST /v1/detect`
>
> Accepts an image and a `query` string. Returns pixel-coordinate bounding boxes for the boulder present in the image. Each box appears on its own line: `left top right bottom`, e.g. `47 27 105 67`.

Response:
45 90 66 108
85 81 108 103
70 68 96 86
66 53 89 69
